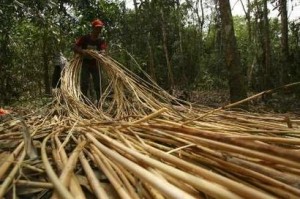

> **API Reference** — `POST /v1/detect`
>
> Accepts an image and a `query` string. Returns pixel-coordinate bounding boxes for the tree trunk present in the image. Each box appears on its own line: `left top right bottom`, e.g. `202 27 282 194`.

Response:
175 0 183 54
262 0 272 90
0 33 10 104
132 0 139 12
240 0 255 87
254 0 264 91
43 29 51 95
218 0 248 104
214 0 222 60
147 32 156 82
160 8 174 89
195 0 205 43
240 0 252 42
280 0 289 83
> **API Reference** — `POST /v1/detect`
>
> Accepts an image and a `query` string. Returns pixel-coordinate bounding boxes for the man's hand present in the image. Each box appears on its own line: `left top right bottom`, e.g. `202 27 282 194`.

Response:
81 50 94 59
81 49 88 56
74 45 89 57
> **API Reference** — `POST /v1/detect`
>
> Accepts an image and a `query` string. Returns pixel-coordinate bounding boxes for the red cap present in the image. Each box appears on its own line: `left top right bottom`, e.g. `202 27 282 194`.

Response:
92 19 104 28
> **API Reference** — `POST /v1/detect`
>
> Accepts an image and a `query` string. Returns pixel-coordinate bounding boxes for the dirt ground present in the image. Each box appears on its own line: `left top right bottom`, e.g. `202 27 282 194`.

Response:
173 89 300 115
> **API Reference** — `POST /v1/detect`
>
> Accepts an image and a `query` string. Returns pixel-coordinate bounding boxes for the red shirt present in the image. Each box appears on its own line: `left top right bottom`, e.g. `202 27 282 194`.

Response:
76 34 107 51
75 34 107 65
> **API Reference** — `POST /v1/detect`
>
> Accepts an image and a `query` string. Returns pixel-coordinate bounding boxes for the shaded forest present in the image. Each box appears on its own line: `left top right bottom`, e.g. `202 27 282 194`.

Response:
0 0 300 111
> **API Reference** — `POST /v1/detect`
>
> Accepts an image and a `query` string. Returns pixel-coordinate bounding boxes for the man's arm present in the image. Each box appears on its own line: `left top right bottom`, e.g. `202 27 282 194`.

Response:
73 44 86 55
73 36 87 55
99 40 107 55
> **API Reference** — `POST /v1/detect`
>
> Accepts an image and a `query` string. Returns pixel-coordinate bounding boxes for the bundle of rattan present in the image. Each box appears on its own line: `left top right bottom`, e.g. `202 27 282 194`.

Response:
0 51 300 199
59 51 194 121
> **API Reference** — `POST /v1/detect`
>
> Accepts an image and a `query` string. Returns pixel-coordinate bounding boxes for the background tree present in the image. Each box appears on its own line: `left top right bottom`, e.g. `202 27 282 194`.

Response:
279 0 289 83
218 0 248 103
262 0 272 92
1 0 300 109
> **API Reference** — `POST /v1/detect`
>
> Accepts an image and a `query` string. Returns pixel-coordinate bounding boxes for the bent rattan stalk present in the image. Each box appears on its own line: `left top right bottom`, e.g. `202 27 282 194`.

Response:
0 142 24 180
90 145 132 199
0 151 26 198
146 123 300 167
41 133 74 199
15 180 54 189
53 133 86 199
79 152 110 199
86 132 197 199
58 140 86 187
88 131 244 199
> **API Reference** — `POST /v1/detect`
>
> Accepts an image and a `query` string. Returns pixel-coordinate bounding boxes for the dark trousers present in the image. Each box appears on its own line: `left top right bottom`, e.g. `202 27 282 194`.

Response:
80 62 101 101
52 65 61 88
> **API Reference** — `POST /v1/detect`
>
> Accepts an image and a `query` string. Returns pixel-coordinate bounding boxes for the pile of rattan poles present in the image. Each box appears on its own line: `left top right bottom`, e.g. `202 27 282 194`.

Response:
0 51 300 199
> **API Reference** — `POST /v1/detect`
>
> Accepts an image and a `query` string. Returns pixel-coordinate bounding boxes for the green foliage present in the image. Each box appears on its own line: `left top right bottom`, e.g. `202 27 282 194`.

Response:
1 0 300 106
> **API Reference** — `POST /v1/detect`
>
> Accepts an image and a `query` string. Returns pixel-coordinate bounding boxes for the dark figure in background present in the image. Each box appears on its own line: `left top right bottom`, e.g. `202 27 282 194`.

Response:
73 19 107 103
52 51 67 89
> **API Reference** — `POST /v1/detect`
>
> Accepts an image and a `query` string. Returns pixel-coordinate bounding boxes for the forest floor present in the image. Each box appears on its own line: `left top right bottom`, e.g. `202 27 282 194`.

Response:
2 89 300 116
173 89 300 116
1 90 300 198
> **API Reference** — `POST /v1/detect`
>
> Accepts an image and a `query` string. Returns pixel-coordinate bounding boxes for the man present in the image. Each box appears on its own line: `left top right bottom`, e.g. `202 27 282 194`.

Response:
74 19 107 104
52 51 67 89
